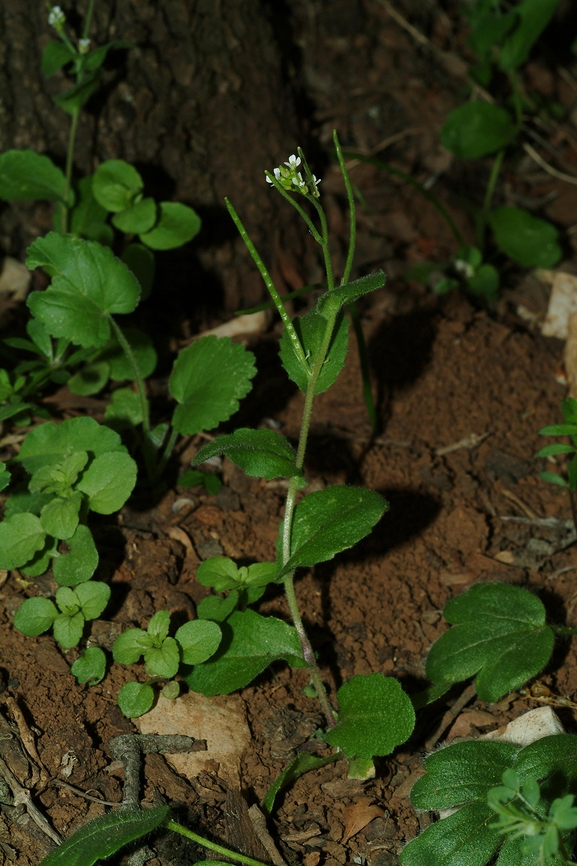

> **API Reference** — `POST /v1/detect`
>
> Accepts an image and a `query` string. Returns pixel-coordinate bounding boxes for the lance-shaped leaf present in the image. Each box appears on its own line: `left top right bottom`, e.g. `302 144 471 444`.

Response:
316 270 386 317
498 0 560 71
26 233 141 349
183 609 304 696
277 487 388 579
263 752 339 815
280 310 349 394
38 806 169 866
192 428 304 482
325 674 414 760
401 740 519 866
426 583 554 702
169 336 256 435
0 150 67 202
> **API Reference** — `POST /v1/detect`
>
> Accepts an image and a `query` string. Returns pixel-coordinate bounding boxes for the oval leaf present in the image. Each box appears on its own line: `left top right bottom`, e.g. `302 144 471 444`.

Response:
76 451 137 514
52 524 99 586
175 619 222 665
71 646 107 686
441 103 517 159
488 207 561 268
0 150 66 202
0 512 46 570
278 487 388 579
192 428 303 482
279 310 349 394
92 160 143 213
118 682 155 718
17 416 125 475
139 202 201 249
13 597 58 636
184 609 304 696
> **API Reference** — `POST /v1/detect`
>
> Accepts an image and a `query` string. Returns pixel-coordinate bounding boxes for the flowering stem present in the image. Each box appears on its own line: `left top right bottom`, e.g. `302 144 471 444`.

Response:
225 197 309 374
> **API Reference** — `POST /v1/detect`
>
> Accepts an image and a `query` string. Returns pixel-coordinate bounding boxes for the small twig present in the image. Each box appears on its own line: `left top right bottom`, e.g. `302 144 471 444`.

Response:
498 488 538 519
0 755 61 845
424 683 477 750
53 779 117 806
434 432 491 457
499 515 574 530
248 805 288 866
522 142 577 186
2 697 48 789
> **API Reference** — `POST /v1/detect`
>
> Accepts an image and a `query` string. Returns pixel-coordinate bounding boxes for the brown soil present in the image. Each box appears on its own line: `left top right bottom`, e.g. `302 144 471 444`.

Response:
1 2 577 865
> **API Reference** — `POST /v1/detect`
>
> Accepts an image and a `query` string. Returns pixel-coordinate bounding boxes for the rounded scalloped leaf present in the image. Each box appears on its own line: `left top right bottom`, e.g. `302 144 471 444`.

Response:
325 673 414 760
139 202 201 250
426 583 554 702
17 416 125 474
118 681 155 718
169 336 256 436
13 597 57 636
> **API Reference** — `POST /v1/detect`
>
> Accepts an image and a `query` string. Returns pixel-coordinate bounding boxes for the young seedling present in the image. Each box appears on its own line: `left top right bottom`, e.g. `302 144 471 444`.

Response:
538 396 577 530
112 610 222 717
14 580 110 651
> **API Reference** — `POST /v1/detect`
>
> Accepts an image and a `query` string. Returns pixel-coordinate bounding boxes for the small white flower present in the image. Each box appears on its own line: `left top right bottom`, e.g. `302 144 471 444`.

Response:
48 5 66 28
284 154 301 170
266 167 281 184
454 258 474 279
78 37 91 54
312 174 321 186
292 172 307 190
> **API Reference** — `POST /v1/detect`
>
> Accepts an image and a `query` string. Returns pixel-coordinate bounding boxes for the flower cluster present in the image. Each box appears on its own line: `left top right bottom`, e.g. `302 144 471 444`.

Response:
266 154 321 198
48 5 66 30
78 38 91 54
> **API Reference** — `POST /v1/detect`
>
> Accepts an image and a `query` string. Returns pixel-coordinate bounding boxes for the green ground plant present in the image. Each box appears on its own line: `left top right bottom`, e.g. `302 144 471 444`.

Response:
401 581 577 866
352 0 563 305
31 134 418 863
538 396 577 529
0 3 200 425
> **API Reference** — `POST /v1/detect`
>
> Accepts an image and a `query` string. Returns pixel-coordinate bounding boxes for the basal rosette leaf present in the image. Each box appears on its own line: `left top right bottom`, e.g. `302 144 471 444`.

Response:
183 609 304 696
38 806 170 866
144 637 180 679
75 581 111 620
425 583 554 702
192 428 303 482
277 487 388 579
325 673 414 760
53 611 85 649
26 233 141 349
169 336 256 436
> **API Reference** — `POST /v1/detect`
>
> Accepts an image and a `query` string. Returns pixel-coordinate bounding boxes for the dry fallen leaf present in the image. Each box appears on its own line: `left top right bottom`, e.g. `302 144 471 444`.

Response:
342 799 385 843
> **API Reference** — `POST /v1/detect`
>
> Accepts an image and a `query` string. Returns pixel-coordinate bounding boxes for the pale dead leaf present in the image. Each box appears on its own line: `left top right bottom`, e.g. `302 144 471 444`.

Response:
342 799 385 843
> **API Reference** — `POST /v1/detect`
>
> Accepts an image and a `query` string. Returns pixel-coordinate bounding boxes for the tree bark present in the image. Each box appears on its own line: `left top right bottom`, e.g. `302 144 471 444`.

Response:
0 0 308 315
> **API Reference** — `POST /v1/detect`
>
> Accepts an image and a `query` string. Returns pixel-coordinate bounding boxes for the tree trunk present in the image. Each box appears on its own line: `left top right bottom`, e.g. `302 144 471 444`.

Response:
0 0 308 316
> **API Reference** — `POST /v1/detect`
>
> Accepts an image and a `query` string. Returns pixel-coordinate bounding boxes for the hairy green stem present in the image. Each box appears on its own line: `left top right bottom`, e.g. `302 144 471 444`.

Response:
108 317 150 434
477 149 504 250
82 0 96 39
61 109 80 234
310 196 334 291
164 819 269 866
551 625 577 636
154 426 179 481
281 310 339 729
264 171 322 243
